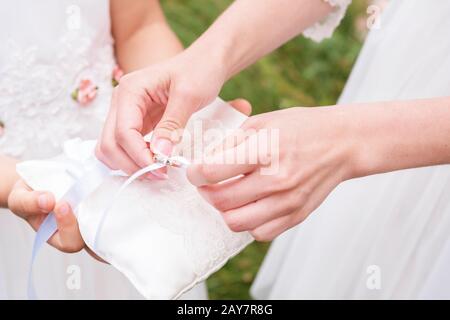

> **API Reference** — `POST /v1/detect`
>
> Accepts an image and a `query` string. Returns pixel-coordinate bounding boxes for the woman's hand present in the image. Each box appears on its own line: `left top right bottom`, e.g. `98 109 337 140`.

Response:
8 180 97 256
188 96 450 241
187 106 358 242
96 0 332 176
95 51 241 175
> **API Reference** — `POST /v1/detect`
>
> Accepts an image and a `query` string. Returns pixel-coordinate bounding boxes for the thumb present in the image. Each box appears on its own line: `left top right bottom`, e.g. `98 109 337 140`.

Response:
8 181 55 218
228 99 252 116
53 201 84 253
151 93 199 156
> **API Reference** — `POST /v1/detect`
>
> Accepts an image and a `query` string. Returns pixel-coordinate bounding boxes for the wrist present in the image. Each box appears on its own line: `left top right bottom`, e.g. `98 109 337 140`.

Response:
326 105 377 182
339 103 396 180
184 36 231 84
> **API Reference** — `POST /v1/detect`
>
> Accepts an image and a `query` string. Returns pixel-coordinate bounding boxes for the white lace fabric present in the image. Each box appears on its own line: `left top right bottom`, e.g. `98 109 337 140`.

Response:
0 0 115 160
303 0 351 42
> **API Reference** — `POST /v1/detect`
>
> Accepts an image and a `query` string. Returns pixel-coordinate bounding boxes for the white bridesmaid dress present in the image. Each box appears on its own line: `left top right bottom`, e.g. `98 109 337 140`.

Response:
252 0 450 299
0 0 206 299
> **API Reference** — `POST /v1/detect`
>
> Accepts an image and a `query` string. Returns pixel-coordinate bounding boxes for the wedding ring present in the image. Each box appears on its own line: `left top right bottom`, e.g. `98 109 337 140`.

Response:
153 153 183 168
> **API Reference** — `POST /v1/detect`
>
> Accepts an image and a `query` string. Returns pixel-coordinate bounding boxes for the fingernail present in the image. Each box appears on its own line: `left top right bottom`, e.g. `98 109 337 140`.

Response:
151 138 173 156
38 194 49 211
58 203 69 216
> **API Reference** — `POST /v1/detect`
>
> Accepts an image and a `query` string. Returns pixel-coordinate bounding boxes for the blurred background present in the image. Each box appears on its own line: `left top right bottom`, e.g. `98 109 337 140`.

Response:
161 0 370 299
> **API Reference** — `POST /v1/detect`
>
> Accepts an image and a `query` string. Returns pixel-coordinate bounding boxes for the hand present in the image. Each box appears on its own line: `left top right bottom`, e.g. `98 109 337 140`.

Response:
96 51 230 176
187 106 358 241
8 180 98 256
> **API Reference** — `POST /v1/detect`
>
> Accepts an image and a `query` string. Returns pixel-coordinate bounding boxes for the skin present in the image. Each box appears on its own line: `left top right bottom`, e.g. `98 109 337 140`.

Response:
0 0 184 254
189 98 450 241
96 0 332 172
98 0 450 242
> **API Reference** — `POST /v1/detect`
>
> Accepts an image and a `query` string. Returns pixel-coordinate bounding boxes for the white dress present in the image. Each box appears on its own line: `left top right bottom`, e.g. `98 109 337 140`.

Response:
252 0 450 299
0 0 206 299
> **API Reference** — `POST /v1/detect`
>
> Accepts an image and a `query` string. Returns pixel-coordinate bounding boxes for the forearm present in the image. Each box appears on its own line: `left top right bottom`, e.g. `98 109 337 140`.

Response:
186 0 332 80
345 97 450 178
111 0 183 72
115 23 183 72
0 154 19 207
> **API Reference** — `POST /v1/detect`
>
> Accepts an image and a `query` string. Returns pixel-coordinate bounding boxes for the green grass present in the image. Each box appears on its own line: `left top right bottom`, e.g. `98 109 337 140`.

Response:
161 0 367 299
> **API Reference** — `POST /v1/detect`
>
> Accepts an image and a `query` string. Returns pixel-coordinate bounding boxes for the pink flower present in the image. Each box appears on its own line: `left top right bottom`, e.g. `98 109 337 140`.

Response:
112 66 124 87
71 79 98 106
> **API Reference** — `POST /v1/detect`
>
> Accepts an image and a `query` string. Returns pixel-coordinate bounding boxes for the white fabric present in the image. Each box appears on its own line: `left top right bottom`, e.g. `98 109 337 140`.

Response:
252 0 450 299
303 0 351 42
17 100 254 300
0 0 207 299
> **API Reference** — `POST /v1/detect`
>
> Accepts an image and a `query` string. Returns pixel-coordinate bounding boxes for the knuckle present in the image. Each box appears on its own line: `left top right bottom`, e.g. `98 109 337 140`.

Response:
291 211 307 228
198 164 218 184
223 213 247 233
251 230 273 242
19 195 33 213
97 141 117 161
284 197 301 214
115 127 128 144
158 116 183 133
284 191 305 213
269 170 294 192
293 204 310 225
297 187 312 203
208 192 228 212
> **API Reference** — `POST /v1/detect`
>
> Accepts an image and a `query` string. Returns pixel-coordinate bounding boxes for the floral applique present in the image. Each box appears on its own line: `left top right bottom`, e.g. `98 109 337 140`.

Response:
71 79 98 106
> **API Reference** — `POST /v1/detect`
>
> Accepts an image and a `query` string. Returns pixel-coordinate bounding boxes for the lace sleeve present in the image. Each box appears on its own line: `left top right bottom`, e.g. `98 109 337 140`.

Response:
303 0 351 42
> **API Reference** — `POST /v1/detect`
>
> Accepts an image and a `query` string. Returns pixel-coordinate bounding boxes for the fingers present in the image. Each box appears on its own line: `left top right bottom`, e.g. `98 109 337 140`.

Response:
246 179 335 242
198 171 275 212
188 163 256 187
250 214 300 242
8 180 55 218
114 84 154 169
150 90 202 156
228 99 252 116
220 190 305 232
187 137 259 186
9 182 86 253
50 201 84 253
96 90 142 175
97 90 164 179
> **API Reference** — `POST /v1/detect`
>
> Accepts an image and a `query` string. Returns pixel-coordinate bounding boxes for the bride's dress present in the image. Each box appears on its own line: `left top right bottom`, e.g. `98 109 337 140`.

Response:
252 0 450 299
0 0 206 299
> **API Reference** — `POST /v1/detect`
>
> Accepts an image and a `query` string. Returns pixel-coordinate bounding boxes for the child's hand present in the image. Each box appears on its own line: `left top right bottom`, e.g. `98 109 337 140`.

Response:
8 180 86 253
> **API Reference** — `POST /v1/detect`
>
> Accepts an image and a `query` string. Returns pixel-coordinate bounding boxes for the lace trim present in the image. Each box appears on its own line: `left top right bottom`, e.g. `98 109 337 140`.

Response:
303 0 351 42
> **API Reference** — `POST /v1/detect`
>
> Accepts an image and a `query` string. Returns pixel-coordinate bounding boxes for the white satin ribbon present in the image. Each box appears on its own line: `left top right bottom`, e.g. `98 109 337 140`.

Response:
28 154 190 299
